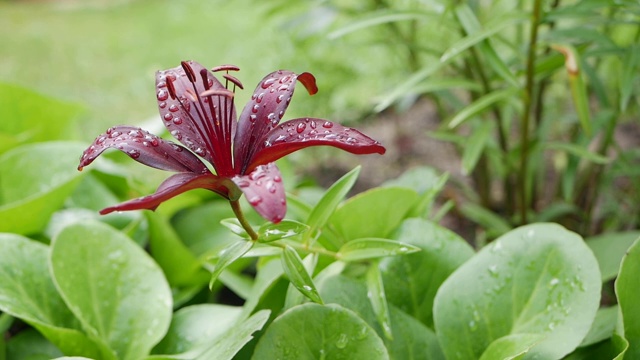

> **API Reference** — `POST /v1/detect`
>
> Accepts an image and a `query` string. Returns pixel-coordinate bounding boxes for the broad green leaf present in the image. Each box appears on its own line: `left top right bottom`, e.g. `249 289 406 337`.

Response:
448 87 519 129
382 166 448 217
544 142 610 165
615 237 640 358
0 234 101 358
461 121 492 175
258 220 308 242
152 304 242 356
0 82 84 153
208 240 254 289
281 246 323 304
0 142 86 234
171 201 237 258
380 219 474 328
434 223 601 360
586 231 640 282
318 274 444 360
304 166 360 243
240 258 284 319
147 212 208 288
336 238 420 262
479 334 544 360
253 303 389 360
366 263 392 340
329 187 419 241
6 329 63 360
580 306 618 347
51 221 173 360
564 333 628 360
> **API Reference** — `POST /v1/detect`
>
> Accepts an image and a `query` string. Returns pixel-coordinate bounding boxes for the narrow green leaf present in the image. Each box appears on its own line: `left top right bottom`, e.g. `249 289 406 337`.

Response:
375 62 446 112
253 303 389 360
553 44 592 136
304 166 360 243
366 263 393 340
220 218 249 239
544 142 609 164
458 202 512 237
208 240 254 289
461 121 492 175
329 10 444 39
619 45 640 112
337 238 420 262
615 237 640 358
448 88 519 129
281 246 323 304
258 220 309 242
51 221 173 360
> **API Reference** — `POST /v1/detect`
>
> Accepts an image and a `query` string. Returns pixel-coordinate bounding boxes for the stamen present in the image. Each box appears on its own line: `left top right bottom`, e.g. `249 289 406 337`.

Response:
200 89 235 98
297 72 318 95
166 76 177 100
181 61 197 83
184 88 198 102
223 74 244 90
212 64 240 72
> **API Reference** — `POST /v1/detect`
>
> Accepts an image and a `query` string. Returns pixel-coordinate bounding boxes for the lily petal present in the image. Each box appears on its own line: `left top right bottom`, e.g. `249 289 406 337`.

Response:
232 162 286 223
245 118 386 172
233 70 306 174
78 125 208 173
100 172 239 215
156 60 237 173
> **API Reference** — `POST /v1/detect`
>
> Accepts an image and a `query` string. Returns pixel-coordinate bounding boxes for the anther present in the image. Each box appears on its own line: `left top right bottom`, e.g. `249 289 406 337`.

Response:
223 74 244 90
181 61 197 82
166 76 177 100
200 69 211 90
212 64 240 72
200 89 235 99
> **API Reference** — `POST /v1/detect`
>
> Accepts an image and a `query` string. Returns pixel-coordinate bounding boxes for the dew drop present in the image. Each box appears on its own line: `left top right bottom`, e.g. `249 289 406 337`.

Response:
256 92 264 103
128 149 140 159
310 120 317 129
164 113 173 121
335 333 348 349
267 181 277 193
322 121 333 128
249 196 263 206
157 89 168 101
273 175 282 182
157 81 166 88
173 117 183 125
159 101 167 109
252 104 260 113
194 148 205 156
276 94 284 103
169 104 179 112
96 136 106 144
296 123 306 134
261 78 276 89
249 114 257 123
171 130 182 140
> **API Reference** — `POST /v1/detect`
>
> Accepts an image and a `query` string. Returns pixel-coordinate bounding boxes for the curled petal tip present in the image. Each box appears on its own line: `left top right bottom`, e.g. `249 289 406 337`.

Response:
297 72 318 95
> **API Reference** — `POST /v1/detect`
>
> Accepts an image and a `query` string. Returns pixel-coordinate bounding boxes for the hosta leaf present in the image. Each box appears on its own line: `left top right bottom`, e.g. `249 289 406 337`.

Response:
51 221 173 360
433 223 601 360
253 303 389 360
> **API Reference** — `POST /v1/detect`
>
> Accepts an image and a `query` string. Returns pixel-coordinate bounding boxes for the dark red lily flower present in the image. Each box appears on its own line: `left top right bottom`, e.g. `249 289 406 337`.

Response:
78 61 385 223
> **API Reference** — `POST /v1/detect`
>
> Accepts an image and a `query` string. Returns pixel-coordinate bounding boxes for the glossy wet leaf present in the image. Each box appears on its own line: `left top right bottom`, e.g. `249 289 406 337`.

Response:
152 304 242 356
337 238 420 262
564 333 628 360
479 334 544 360
281 246 323 304
433 223 601 360
220 218 250 239
615 237 640 359
51 221 173 360
330 187 419 241
304 166 360 242
586 231 640 282
318 274 444 360
208 240 254 289
253 303 389 360
0 142 86 234
258 219 308 242
366 263 392 340
0 234 101 358
380 219 474 328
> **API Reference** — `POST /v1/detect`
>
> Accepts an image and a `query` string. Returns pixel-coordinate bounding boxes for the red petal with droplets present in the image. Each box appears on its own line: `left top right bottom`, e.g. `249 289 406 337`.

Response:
245 118 386 172
233 70 300 174
78 125 208 173
156 61 236 174
232 162 286 223
297 72 318 95
99 172 237 214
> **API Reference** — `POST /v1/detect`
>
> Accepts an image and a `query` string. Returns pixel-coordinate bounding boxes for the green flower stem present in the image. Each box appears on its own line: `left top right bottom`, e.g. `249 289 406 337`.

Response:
229 199 259 241
519 0 544 224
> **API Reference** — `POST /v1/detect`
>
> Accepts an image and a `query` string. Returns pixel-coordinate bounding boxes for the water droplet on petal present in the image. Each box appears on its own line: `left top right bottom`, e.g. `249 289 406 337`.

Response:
157 89 168 101
128 149 140 159
169 104 179 112
173 117 183 125
252 104 260 113
322 121 333 128
249 196 263 206
171 130 182 140
261 78 276 89
296 123 306 133
164 113 173 121
249 114 257 123
159 101 167 109
273 175 282 182
96 136 106 144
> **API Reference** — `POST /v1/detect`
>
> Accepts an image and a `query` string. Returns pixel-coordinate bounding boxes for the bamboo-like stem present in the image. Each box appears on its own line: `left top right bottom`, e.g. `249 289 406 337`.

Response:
229 199 259 241
518 0 544 224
